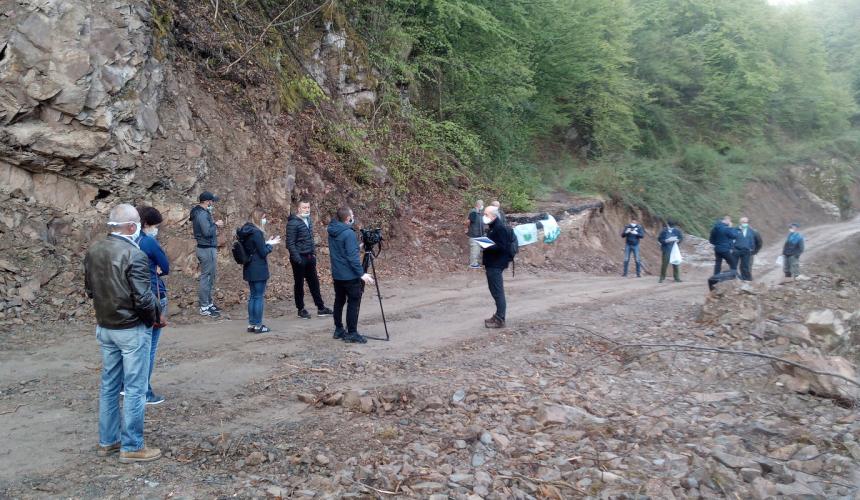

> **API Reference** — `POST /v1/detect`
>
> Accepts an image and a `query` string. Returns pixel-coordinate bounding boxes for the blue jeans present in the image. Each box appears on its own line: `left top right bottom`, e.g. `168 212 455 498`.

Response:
147 297 168 400
96 324 151 452
248 280 267 325
623 244 641 276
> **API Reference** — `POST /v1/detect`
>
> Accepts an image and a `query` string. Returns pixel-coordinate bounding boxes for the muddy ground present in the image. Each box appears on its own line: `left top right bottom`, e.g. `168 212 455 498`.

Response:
1 220 859 499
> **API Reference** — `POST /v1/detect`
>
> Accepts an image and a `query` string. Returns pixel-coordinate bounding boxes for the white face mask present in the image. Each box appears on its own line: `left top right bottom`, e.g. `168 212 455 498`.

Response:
110 221 141 241
482 215 493 225
144 227 159 238
261 218 267 226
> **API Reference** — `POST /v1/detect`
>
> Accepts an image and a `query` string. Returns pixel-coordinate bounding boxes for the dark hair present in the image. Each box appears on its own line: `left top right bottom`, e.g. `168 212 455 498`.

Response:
297 199 311 206
336 206 352 222
666 219 677 227
137 206 164 227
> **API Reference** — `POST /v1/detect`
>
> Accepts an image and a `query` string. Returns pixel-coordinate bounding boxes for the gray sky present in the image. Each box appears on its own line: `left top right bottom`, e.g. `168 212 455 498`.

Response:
768 0 812 5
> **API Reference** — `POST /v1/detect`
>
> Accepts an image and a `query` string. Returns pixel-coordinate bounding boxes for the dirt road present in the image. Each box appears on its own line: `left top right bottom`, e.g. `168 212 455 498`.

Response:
1 219 858 498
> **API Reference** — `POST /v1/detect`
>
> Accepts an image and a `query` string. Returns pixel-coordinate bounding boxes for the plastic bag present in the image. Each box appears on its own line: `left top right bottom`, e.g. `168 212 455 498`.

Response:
669 242 683 265
775 255 784 268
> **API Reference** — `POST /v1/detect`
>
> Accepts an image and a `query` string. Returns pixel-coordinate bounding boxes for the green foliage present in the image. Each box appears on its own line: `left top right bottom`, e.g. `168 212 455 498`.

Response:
278 74 328 112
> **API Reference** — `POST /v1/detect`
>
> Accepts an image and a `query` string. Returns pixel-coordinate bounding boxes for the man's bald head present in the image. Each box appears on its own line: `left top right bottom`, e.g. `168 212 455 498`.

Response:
483 205 499 221
108 204 140 236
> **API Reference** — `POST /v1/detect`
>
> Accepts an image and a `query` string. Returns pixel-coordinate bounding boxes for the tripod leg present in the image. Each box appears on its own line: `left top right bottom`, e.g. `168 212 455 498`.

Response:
369 255 390 341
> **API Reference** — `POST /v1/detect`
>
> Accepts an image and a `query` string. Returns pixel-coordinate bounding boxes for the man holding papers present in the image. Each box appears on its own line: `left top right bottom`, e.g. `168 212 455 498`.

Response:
480 205 512 329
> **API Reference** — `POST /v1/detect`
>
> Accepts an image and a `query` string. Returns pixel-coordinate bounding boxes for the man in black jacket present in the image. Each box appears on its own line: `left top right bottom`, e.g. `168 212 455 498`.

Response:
734 216 763 281
84 204 161 464
482 205 512 329
286 200 333 319
621 217 645 277
709 215 739 275
190 191 224 317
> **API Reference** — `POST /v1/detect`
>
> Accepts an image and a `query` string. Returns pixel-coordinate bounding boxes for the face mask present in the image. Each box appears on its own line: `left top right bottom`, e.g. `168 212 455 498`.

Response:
740 223 749 229
144 227 159 238
128 222 141 242
301 213 310 219
206 204 214 213
482 215 492 224
261 218 267 226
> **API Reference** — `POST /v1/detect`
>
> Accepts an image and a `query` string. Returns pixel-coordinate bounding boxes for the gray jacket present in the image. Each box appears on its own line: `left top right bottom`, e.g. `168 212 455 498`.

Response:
190 205 217 248
84 234 159 329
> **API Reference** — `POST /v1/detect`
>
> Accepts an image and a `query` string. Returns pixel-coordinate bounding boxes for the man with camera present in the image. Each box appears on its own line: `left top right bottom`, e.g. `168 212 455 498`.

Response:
286 200 334 320
621 218 645 277
327 207 375 343
85 204 161 463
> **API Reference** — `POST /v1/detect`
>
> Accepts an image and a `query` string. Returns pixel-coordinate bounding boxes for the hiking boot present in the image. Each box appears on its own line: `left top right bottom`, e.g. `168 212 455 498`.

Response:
146 394 165 405
97 442 120 457
297 309 311 320
317 307 333 317
252 325 271 334
333 327 347 340
343 332 367 344
119 447 162 464
484 316 505 329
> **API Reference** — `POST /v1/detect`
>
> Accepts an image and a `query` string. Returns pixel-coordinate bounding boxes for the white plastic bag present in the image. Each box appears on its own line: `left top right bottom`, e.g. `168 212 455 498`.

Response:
775 255 784 268
669 242 683 266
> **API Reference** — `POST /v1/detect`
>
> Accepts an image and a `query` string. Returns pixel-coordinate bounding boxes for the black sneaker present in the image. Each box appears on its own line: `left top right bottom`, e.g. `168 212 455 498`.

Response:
208 304 222 313
247 325 256 333
146 394 165 405
317 307 333 317
200 307 220 318
297 309 311 320
252 325 270 334
342 332 367 344
333 327 347 340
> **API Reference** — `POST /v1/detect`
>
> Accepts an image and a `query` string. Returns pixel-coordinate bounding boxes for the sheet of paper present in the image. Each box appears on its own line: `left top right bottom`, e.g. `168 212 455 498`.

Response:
471 236 496 249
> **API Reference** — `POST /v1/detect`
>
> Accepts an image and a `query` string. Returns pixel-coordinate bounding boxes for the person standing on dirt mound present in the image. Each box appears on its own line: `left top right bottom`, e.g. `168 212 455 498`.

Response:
237 215 280 334
482 205 512 328
657 220 684 283
621 217 646 278
782 223 805 281
328 207 375 343
190 191 224 318
136 206 169 406
286 200 334 320
84 204 161 463
734 216 763 281
709 215 739 275
466 199 485 269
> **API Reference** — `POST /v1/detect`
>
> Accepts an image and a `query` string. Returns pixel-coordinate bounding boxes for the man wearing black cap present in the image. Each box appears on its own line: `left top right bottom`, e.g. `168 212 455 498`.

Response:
190 191 224 317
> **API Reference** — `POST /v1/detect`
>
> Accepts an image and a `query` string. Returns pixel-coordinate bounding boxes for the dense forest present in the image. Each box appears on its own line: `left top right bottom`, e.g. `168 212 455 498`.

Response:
340 0 859 229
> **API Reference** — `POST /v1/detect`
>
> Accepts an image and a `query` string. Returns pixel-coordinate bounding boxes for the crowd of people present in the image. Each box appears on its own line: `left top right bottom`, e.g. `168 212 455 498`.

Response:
85 193 809 463
613 214 805 283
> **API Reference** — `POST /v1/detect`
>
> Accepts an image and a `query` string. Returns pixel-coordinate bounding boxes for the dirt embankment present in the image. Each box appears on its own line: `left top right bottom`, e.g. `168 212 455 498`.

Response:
741 180 843 244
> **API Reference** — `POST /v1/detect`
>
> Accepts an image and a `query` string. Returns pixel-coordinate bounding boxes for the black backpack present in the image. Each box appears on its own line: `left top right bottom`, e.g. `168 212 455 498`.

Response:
231 230 251 265
507 226 519 276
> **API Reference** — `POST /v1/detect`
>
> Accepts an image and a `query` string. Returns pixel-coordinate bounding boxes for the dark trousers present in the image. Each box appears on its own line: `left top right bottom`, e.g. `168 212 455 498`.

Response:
485 267 506 321
290 255 325 311
736 250 753 281
333 279 363 333
660 252 680 281
713 249 737 275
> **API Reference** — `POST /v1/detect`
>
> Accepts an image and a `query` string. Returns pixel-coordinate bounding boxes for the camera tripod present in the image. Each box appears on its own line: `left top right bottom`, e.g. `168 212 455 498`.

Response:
359 244 390 341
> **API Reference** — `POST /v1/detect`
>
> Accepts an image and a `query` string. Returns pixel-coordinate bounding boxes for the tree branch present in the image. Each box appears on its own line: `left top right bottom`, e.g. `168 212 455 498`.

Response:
565 324 860 389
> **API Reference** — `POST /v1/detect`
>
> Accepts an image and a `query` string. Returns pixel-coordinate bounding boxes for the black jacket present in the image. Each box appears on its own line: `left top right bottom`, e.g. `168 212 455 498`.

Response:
84 234 159 329
709 222 738 253
621 224 645 246
237 223 272 282
328 220 365 281
482 218 511 270
286 214 315 263
734 226 763 254
190 205 218 248
658 227 684 254
467 208 485 237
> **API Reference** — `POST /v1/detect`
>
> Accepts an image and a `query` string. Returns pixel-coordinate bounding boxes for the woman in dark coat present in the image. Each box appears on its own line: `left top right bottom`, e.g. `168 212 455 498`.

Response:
236 215 280 333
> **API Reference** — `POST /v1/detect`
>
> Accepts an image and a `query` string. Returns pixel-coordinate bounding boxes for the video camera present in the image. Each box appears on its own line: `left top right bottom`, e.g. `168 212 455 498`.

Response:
360 227 384 254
